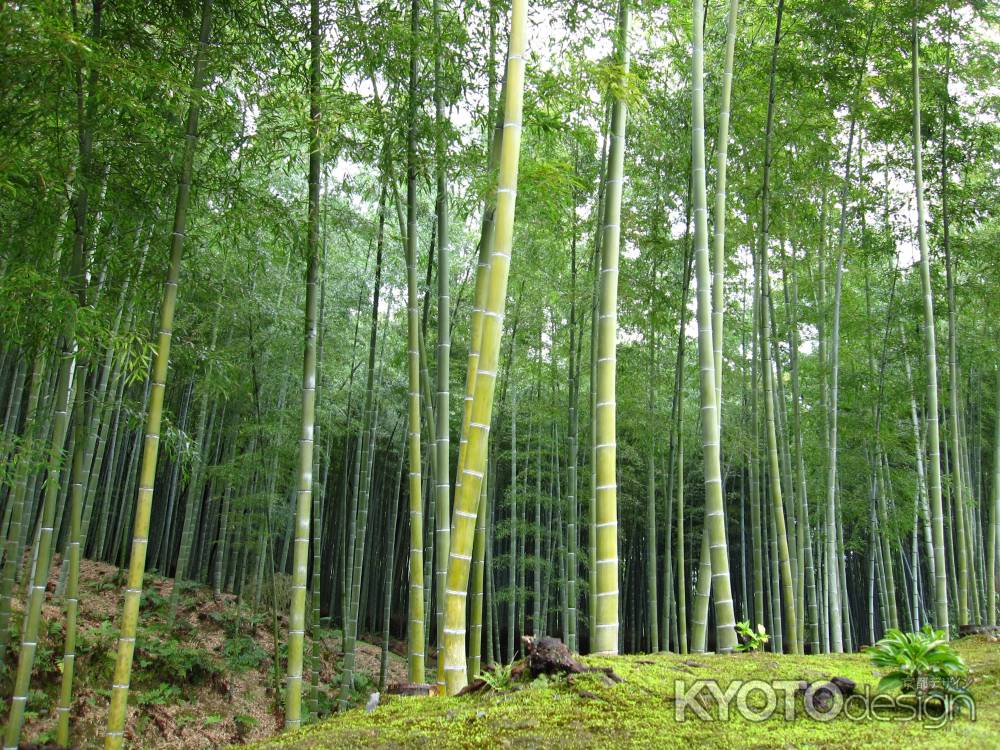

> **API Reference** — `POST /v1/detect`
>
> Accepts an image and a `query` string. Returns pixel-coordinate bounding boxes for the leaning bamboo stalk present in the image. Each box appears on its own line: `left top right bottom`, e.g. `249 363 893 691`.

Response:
103 4 213 746
0 356 44 648
4 3 103 742
441 0 527 694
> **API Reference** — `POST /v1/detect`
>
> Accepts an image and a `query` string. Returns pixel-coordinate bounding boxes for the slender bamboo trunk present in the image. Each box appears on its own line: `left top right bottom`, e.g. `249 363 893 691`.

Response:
432 0 452 689
785 248 818 652
710 0 740 420
938 23 968 626
284 0 321 727
645 267 658 652
380 439 405 691
989 367 1000 626
566 208 580 652
750 258 764 636
508 386 518 661
912 6 949 634
103 4 212 745
755 0 797 654
692 0 740 654
468 468 488 675
54 369 90 744
944 237 969 626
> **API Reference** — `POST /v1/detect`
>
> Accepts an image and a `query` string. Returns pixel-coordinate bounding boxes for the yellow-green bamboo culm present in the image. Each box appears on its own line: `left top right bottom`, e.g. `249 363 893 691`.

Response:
690 0 740 653
911 6 949 634
711 0 739 423
103 3 213 747
284 0 322 729
441 0 528 695
593 0 630 657
433 0 452 688
404 0 426 685
690 0 737 655
468 469 489 677
989 366 1000 626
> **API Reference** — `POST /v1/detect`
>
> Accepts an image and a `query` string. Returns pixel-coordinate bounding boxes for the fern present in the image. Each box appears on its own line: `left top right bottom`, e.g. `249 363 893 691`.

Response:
480 661 516 692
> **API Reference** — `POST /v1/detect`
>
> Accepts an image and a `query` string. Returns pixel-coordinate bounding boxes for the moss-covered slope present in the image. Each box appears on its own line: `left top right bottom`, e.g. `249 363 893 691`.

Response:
250 637 1000 749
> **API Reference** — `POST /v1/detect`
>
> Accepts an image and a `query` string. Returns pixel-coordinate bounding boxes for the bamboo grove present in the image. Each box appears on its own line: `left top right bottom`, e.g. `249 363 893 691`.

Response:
1 0 999 745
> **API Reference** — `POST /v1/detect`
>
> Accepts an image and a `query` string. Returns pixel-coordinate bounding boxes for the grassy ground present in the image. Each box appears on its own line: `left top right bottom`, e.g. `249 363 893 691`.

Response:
248 637 1000 750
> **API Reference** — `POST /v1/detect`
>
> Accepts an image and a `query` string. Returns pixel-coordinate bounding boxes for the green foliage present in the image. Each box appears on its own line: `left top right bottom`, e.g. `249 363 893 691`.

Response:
223 635 269 673
315 685 338 717
135 682 184 706
134 630 223 685
479 661 516 692
868 626 970 708
25 687 51 720
735 621 769 652
140 585 168 613
259 572 294 614
234 714 259 733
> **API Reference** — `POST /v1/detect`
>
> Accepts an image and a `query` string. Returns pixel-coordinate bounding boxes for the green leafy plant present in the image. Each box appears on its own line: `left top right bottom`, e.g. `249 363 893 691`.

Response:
234 713 259 740
140 586 168 613
735 621 769 652
134 629 223 684
136 682 183 706
480 661 516 692
223 635 268 672
25 687 51 719
868 626 971 711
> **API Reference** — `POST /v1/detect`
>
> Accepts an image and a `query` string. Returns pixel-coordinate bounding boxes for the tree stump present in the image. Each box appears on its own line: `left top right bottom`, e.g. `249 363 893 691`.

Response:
523 636 624 683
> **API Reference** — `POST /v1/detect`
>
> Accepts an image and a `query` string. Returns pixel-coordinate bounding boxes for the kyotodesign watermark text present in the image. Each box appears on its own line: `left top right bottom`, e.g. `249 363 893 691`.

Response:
673 678 974 729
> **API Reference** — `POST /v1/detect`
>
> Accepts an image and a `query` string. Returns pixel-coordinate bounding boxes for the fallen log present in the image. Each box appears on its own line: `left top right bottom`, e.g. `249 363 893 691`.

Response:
386 682 436 697
958 624 1000 638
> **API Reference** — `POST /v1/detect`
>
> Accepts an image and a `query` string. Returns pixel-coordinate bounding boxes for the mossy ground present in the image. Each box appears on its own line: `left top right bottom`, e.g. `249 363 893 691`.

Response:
249 637 1000 750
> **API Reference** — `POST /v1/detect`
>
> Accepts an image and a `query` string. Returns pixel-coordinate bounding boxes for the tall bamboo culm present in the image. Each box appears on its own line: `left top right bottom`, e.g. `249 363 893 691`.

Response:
403 0 426 686
911 6 949 635
441 0 528 694
690 0 737 654
592 0 630 657
988 367 1000 626
283 0 321 728
103 3 213 746
433 0 452 689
